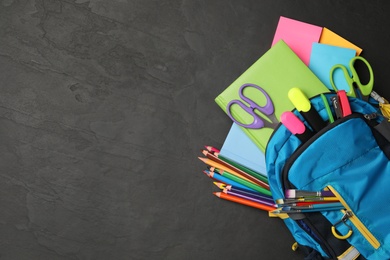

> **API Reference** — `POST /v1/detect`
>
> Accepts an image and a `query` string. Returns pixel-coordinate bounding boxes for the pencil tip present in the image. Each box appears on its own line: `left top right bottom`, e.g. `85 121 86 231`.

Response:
213 182 225 189
213 192 221 197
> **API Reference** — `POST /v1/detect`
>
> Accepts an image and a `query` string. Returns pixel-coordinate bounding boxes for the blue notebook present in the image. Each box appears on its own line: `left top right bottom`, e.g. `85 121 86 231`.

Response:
220 123 267 176
309 43 356 91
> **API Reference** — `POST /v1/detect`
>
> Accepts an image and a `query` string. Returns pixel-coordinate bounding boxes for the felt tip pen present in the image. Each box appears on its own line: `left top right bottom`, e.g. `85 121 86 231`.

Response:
280 111 314 143
288 88 326 132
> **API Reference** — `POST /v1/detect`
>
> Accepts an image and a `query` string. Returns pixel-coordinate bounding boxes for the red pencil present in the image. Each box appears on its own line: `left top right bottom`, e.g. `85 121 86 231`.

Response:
213 192 275 212
204 145 220 154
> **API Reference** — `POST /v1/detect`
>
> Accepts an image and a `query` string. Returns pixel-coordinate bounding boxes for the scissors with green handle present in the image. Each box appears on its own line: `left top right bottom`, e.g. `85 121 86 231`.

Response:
330 56 374 100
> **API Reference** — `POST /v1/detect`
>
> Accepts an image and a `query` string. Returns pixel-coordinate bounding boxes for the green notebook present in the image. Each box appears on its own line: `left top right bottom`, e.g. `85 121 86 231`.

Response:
215 40 329 152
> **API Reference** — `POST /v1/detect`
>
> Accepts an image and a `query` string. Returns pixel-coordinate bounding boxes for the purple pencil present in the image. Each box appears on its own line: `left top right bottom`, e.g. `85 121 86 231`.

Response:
223 189 277 208
225 184 274 201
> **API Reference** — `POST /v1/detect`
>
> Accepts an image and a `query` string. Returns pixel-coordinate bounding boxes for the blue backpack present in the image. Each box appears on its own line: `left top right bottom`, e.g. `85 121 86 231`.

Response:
265 93 390 260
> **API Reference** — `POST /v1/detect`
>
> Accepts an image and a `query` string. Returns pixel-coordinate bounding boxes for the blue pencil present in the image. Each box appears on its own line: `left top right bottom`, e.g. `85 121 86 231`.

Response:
203 170 258 193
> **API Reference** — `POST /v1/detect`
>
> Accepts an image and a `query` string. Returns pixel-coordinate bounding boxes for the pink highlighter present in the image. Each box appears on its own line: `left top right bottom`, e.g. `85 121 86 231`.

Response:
281 111 314 143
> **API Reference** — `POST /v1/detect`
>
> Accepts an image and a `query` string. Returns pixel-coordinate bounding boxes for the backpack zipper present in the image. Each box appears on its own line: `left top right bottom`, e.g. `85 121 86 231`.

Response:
327 185 380 249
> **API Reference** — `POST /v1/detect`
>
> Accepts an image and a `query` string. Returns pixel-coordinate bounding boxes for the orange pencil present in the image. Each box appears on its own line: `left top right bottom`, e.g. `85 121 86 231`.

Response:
213 192 275 212
199 153 270 190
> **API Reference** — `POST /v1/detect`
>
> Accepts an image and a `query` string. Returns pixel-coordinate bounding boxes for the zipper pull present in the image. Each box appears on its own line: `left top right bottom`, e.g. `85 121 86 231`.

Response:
331 210 353 240
364 113 378 120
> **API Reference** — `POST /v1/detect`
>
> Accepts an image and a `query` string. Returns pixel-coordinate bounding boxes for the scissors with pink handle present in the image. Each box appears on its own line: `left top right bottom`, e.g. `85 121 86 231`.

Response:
227 83 279 129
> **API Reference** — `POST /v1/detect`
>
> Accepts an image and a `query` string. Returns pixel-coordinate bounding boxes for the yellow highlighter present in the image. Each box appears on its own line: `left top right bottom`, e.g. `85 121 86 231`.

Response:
288 88 327 133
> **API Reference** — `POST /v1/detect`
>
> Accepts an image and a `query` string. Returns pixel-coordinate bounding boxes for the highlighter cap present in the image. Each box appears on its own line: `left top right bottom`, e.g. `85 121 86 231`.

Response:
280 111 305 135
288 88 311 112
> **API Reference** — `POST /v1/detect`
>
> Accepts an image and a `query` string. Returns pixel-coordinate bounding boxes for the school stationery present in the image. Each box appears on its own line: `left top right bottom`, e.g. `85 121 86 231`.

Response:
215 40 329 152
337 91 352 117
319 27 363 55
216 183 274 202
213 192 276 212
203 170 258 193
272 16 323 65
209 168 271 196
280 111 313 143
201 150 269 189
330 95 343 119
219 123 267 176
273 203 344 214
330 56 374 100
198 157 257 185
226 83 278 129
284 189 335 198
277 197 340 205
288 88 327 132
320 94 334 123
309 43 357 91
223 188 277 208
216 153 268 184
204 145 220 154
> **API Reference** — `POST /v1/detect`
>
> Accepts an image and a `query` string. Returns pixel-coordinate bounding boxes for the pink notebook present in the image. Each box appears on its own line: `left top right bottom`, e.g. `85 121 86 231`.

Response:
272 16 323 65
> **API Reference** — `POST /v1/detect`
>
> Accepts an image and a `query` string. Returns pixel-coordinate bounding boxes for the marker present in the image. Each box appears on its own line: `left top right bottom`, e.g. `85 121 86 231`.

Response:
288 88 326 132
280 111 314 143
331 95 343 119
337 90 352 117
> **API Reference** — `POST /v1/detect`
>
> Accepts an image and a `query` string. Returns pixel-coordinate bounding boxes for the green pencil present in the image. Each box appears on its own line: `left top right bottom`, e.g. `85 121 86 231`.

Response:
217 154 268 184
212 168 272 197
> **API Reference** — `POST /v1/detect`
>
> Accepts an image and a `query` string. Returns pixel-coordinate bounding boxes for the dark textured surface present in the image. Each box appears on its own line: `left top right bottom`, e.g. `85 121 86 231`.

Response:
1 1 389 259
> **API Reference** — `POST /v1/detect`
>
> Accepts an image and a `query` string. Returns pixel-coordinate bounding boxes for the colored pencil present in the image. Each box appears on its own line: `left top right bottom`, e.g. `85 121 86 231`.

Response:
223 189 277 208
222 183 273 201
210 168 272 196
204 170 258 193
216 153 268 184
200 151 270 190
199 157 259 186
204 145 220 154
213 192 275 212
